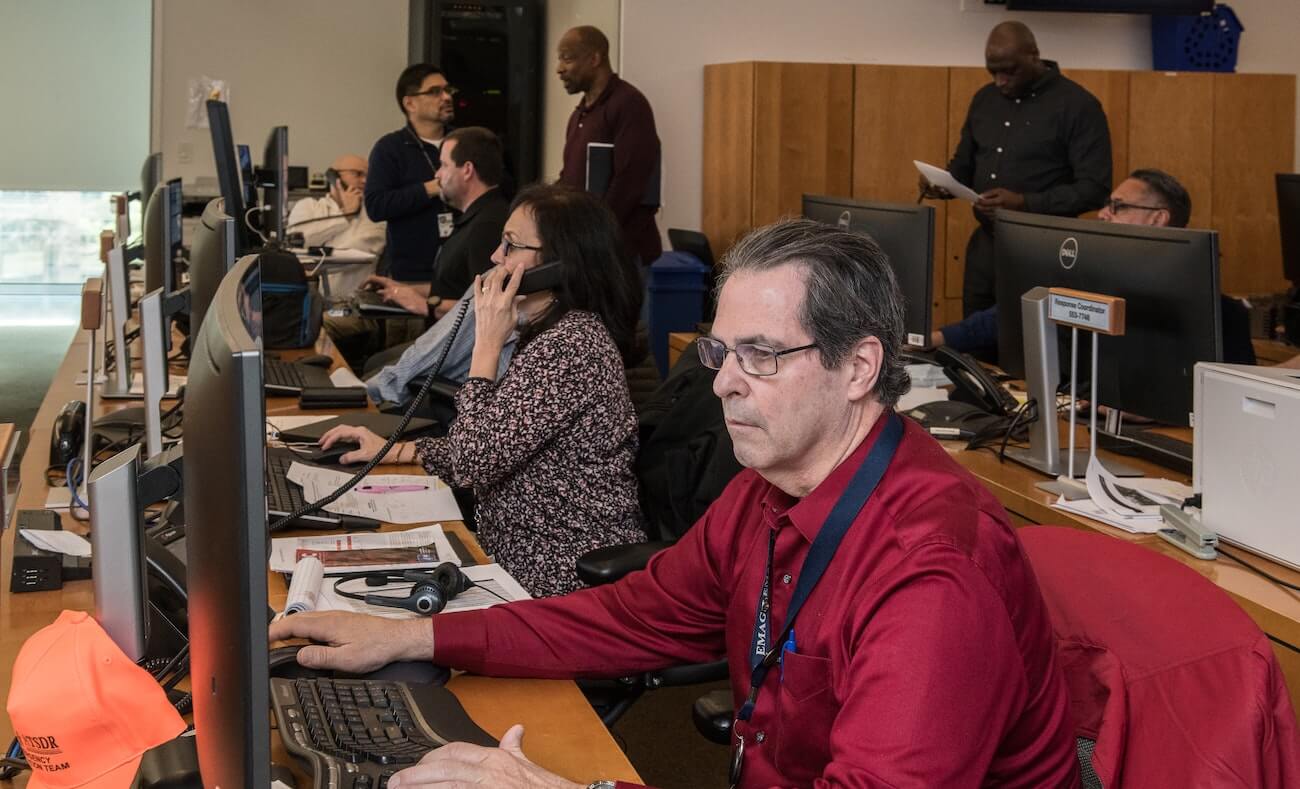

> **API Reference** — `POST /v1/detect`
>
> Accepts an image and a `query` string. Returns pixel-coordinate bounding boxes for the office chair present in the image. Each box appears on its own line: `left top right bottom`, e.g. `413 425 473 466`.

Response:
1019 526 1300 788
576 344 741 734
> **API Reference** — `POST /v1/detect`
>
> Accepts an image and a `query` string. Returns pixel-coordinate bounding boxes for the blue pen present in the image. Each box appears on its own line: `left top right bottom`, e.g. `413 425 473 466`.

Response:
779 628 797 682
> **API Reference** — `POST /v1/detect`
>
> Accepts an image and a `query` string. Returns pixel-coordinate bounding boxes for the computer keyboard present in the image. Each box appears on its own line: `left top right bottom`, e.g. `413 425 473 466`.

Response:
353 290 417 316
265 449 380 532
271 677 496 789
265 358 336 394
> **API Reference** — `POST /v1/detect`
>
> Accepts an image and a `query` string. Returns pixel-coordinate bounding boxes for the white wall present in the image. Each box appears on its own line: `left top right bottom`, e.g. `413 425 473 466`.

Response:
620 0 1300 237
1 0 152 191
153 0 409 189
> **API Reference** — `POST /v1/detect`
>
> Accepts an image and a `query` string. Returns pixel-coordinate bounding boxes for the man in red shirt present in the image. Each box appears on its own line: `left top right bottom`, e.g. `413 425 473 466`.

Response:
271 219 1079 788
554 25 661 266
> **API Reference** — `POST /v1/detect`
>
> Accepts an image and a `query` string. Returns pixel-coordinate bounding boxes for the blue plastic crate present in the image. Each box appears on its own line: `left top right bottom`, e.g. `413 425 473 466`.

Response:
1152 4 1243 73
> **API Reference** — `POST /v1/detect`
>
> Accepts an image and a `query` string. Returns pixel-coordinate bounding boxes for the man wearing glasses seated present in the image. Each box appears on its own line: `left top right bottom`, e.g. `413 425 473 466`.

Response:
273 219 1078 788
931 168 1257 367
285 153 386 295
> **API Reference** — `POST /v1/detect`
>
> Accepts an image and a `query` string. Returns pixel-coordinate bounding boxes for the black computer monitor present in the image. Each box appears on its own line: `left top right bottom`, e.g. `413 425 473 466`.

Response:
262 126 289 244
995 210 1222 426
182 252 270 788
140 152 162 218
1276 174 1300 286
143 178 183 298
207 100 255 253
189 198 238 343
802 194 935 347
238 144 257 209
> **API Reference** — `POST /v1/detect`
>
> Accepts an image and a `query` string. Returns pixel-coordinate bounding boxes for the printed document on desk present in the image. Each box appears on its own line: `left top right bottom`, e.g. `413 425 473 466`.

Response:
914 161 981 203
286 462 463 524
269 525 459 573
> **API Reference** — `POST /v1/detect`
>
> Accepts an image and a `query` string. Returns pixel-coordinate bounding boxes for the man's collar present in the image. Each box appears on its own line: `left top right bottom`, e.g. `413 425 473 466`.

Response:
1027 60 1060 94
454 186 502 225
759 414 894 544
581 73 622 111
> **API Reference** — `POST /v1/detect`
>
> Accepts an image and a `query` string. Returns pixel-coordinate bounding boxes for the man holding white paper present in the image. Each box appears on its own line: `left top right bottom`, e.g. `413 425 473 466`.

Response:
923 21 1112 317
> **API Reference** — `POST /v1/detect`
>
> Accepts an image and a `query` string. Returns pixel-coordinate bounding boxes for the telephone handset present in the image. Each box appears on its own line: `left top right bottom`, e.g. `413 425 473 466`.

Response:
933 345 1019 417
50 400 87 468
510 260 564 296
325 168 341 191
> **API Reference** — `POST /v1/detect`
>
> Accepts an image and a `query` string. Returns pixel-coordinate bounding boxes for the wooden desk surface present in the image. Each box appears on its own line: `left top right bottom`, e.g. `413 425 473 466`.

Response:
1 331 640 786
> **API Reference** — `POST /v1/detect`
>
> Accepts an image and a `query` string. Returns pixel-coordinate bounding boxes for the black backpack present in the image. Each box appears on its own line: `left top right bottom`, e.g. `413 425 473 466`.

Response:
635 344 743 541
258 248 323 349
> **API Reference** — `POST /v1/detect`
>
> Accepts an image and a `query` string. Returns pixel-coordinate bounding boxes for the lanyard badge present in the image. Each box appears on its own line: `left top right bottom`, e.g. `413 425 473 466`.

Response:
728 413 902 788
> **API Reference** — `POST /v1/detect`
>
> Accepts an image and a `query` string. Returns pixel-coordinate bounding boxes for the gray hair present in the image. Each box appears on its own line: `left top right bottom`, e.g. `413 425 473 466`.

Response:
715 218 911 408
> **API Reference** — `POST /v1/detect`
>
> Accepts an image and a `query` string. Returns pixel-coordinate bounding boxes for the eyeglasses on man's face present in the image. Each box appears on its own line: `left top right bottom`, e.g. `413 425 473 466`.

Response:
499 237 543 258
409 84 458 100
1102 198 1165 215
696 336 818 377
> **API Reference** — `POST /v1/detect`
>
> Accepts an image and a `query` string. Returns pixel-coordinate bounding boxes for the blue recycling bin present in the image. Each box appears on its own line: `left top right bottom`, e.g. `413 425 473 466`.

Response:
647 251 710 377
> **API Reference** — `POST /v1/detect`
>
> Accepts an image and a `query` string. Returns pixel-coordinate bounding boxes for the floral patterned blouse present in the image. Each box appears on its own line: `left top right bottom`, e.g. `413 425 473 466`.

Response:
414 310 645 597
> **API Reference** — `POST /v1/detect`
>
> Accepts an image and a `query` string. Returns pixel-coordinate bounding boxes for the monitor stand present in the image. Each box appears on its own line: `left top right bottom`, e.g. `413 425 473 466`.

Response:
1003 288 1140 481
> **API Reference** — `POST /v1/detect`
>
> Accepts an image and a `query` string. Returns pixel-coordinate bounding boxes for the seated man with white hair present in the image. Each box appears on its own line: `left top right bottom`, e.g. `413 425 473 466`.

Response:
287 153 386 294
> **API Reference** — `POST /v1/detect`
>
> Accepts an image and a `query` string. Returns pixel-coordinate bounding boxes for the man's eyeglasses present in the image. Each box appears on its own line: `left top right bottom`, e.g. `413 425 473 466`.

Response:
499 237 543 258
1103 198 1165 215
408 85 458 100
696 336 817 377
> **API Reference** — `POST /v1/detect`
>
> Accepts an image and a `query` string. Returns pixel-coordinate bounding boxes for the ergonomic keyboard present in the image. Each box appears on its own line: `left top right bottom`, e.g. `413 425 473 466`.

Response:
270 677 496 789
265 449 380 532
265 358 335 395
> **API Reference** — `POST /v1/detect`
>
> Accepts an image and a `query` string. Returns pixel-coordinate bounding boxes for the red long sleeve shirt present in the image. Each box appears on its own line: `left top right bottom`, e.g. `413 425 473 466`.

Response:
433 417 1079 787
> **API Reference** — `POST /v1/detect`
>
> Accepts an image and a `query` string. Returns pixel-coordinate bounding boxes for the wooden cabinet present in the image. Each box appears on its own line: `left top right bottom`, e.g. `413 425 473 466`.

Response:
703 62 1296 325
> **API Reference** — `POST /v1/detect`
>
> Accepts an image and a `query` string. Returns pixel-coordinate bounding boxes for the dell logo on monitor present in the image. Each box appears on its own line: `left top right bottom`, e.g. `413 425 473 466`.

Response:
1059 237 1079 270
837 210 851 229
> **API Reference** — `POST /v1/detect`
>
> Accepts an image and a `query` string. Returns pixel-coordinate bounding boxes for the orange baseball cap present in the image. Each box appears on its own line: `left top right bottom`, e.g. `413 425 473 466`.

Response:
6 610 186 789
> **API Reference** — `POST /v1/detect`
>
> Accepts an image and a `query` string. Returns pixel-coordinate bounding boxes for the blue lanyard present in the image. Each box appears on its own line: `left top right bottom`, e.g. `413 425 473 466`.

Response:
737 413 903 722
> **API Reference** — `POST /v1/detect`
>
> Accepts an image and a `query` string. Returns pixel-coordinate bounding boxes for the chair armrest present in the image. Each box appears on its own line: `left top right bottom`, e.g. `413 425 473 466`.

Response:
577 540 675 586
657 659 729 687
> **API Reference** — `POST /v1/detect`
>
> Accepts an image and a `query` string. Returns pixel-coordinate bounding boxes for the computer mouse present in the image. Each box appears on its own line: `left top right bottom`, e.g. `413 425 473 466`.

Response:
298 354 335 369
268 644 325 680
306 440 362 465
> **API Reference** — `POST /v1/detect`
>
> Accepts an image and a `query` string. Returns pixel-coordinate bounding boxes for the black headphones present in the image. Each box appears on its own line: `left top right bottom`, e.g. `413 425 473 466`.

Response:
332 562 471 616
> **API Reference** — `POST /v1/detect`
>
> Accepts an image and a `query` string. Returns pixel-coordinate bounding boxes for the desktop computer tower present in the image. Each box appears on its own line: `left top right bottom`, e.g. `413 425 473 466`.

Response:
409 0 543 186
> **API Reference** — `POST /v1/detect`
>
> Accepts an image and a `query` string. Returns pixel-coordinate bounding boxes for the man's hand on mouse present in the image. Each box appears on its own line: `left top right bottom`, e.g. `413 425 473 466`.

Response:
269 611 432 674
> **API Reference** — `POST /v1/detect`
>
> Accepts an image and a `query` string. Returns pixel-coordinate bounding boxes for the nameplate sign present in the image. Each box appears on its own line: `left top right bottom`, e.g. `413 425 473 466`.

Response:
1047 288 1126 336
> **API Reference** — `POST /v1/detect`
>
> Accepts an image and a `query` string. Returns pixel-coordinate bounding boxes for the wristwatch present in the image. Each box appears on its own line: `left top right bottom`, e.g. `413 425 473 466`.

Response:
425 294 443 313
586 782 617 789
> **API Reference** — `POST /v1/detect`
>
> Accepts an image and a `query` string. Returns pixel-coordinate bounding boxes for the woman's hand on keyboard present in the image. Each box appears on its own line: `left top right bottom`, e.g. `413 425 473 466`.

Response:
319 425 390 465
269 612 433 674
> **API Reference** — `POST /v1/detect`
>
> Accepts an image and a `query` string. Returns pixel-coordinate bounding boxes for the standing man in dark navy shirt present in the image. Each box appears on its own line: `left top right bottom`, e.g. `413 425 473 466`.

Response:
366 63 456 284
556 25 662 266
930 21 1112 316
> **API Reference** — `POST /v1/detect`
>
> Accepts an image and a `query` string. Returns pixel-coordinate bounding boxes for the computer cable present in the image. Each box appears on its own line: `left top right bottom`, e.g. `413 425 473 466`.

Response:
1216 546 1300 594
269 296 471 531
245 205 271 246
284 211 360 231
996 399 1038 463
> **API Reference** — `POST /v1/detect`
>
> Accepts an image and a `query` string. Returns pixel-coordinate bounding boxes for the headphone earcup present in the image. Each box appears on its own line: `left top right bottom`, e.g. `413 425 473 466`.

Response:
364 581 446 616
431 562 470 597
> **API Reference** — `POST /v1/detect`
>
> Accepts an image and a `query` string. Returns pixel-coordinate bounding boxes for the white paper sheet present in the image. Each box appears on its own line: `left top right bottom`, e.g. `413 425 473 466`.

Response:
20 529 92 557
269 525 459 573
1051 496 1164 534
329 367 366 389
293 248 376 264
315 563 531 619
286 463 462 524
896 386 949 412
914 160 982 203
906 363 952 390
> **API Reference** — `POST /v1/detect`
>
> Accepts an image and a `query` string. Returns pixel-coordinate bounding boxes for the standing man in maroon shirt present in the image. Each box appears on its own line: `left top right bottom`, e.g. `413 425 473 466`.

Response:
555 25 662 266
271 220 1079 788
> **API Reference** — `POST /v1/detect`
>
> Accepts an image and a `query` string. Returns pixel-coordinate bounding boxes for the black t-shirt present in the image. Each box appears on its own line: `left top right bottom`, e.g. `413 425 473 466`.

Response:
428 188 510 301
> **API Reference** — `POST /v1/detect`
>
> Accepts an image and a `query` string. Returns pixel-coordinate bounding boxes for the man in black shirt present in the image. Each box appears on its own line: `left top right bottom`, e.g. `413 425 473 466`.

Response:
362 127 510 372
930 21 1112 316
